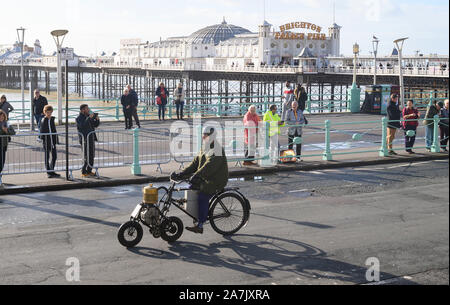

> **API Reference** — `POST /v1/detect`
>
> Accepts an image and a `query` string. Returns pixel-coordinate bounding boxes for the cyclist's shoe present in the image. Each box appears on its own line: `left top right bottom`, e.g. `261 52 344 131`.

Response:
186 226 204 234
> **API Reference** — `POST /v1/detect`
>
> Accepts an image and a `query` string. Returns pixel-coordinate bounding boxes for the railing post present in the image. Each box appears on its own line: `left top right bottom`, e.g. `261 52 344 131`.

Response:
432 115 441 153
217 97 222 117
379 117 389 157
307 95 312 114
131 128 142 175
264 96 269 113
259 121 273 167
168 98 173 119
115 99 120 121
323 120 333 161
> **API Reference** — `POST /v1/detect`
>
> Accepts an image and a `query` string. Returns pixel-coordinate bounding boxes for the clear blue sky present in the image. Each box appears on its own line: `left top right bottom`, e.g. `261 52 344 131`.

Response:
1 0 448 57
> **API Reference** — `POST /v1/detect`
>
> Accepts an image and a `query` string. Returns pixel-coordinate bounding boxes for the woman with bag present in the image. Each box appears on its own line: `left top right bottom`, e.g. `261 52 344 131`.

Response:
402 100 420 154
0 109 16 185
156 82 169 121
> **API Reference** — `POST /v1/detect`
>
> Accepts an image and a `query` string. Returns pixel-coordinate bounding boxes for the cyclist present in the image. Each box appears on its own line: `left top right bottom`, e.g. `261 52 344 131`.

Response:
171 126 229 234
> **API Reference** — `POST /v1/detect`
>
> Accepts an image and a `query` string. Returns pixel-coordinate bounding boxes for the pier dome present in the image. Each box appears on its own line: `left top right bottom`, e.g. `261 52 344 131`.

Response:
187 18 252 45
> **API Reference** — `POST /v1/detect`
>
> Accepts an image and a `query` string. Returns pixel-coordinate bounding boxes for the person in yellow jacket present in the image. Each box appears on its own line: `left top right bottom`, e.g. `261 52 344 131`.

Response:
263 105 285 163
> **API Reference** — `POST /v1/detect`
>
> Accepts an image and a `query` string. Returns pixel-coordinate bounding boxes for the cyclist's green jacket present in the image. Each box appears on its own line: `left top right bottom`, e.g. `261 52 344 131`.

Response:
181 143 229 195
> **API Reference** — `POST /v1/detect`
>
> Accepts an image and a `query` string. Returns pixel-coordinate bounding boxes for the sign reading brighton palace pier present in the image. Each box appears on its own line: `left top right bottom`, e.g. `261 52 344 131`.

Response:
275 21 326 40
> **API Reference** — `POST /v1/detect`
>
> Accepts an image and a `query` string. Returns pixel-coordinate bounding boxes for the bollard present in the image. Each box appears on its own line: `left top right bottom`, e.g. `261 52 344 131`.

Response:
323 120 333 161
379 117 389 157
131 128 142 175
431 115 441 153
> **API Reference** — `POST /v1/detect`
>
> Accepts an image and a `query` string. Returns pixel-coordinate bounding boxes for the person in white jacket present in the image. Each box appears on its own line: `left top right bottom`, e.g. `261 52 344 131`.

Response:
281 81 294 121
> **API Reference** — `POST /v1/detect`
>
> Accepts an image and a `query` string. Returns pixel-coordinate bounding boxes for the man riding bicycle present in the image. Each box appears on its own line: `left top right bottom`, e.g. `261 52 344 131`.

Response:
171 126 229 234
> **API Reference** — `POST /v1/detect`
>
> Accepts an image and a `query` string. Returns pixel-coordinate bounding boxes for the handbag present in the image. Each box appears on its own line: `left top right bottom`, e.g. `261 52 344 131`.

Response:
156 96 162 105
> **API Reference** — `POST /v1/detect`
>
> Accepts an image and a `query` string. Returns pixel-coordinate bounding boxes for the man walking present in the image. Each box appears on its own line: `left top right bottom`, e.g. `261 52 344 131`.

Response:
76 104 100 177
386 94 402 155
32 89 48 131
126 85 141 129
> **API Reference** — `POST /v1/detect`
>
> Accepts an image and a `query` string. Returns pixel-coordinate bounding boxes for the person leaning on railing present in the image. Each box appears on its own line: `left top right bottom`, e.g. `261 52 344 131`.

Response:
402 100 420 154
0 95 14 119
40 105 60 178
386 94 402 155
173 83 186 120
243 105 261 166
76 104 100 178
439 100 449 152
32 89 48 131
286 101 306 161
294 84 308 112
0 110 15 185
423 100 441 152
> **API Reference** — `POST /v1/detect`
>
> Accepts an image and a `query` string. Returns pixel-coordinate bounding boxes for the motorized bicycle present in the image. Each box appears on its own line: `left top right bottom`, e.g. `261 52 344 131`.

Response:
118 177 251 248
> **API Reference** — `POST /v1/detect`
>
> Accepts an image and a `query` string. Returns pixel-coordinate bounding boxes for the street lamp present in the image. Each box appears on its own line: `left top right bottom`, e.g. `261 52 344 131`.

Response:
394 37 408 109
372 36 380 85
348 42 361 113
51 29 68 125
16 27 25 123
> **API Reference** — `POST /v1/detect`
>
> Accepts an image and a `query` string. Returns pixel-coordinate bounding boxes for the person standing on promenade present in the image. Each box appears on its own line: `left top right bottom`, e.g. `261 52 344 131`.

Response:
126 85 141 129
439 100 449 152
402 100 420 154
173 83 186 120
121 88 132 130
32 89 48 131
243 105 261 166
281 81 294 121
156 83 169 121
386 94 402 155
76 104 100 178
424 100 441 152
294 84 308 112
40 105 60 178
263 104 284 164
0 95 14 119
286 101 306 160
0 110 15 185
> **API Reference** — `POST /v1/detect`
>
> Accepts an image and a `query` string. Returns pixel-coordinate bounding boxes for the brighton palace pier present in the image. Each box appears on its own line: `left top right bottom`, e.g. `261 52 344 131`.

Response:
0 19 448 103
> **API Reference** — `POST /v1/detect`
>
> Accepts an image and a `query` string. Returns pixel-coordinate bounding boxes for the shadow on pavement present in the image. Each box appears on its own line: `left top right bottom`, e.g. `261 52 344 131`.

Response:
129 234 417 285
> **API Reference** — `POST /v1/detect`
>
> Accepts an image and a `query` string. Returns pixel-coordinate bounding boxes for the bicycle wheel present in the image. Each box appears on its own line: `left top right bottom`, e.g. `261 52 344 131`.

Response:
118 221 143 248
209 192 249 236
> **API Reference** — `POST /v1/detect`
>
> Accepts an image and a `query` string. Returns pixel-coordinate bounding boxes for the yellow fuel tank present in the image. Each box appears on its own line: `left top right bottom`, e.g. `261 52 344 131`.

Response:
143 184 158 205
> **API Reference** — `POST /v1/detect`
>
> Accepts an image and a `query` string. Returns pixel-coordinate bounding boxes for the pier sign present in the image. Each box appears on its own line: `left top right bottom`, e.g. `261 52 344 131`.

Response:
275 21 326 40
61 48 74 61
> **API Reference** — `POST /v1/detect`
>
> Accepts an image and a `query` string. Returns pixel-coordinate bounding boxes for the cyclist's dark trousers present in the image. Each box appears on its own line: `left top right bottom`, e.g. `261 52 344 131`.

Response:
198 192 212 228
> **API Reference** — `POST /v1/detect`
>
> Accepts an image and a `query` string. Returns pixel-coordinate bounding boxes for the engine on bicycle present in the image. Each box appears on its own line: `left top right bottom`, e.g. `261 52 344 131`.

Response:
140 205 161 227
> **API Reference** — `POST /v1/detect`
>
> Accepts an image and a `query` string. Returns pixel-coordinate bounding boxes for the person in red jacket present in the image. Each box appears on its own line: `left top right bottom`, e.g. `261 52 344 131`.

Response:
243 105 261 166
402 100 420 154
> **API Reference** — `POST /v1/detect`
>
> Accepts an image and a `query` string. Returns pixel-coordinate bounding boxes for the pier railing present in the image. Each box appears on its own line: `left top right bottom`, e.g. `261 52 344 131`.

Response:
1 116 448 184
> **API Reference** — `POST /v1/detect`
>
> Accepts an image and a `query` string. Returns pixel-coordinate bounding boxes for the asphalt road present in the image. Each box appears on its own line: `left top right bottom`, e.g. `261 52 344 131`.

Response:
0 160 448 285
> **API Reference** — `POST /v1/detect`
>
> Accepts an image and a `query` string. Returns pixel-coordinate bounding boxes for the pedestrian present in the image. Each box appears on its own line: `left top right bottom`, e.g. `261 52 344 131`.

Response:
32 89 48 130
286 101 306 160
171 126 229 234
0 110 15 185
156 82 169 121
76 104 100 178
281 81 294 121
294 84 308 112
243 105 261 166
121 88 132 129
263 104 284 164
173 83 185 120
423 100 441 152
0 95 14 119
126 85 141 129
386 94 402 155
402 100 420 154
40 105 60 178
439 100 449 152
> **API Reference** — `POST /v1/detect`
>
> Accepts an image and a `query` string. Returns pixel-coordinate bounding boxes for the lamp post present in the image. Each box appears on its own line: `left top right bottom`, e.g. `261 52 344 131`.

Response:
394 37 408 109
16 27 25 123
51 30 68 125
348 42 361 113
372 36 379 85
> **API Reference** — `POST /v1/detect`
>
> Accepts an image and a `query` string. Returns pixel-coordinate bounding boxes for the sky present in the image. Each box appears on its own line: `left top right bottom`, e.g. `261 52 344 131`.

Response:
0 0 448 57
